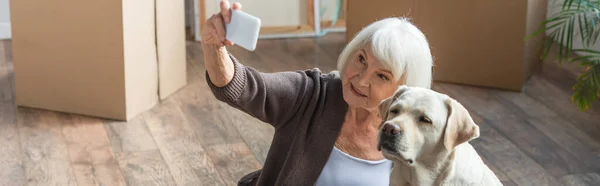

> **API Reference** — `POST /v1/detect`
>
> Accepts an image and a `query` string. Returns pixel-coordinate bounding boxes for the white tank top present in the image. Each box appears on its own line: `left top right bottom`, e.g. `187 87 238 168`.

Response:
315 146 393 186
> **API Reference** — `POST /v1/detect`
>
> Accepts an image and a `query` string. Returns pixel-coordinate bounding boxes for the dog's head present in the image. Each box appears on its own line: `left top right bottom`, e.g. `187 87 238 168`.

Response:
377 85 479 166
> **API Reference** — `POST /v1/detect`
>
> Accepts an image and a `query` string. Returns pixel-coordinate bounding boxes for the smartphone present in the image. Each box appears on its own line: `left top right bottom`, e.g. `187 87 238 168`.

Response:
225 9 261 51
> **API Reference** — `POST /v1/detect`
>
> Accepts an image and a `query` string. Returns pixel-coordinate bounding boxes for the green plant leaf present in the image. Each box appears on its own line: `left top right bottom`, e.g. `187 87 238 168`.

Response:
573 48 600 54
581 10 594 47
563 0 576 10
525 20 565 41
579 12 587 47
542 29 560 60
571 55 598 63
559 21 568 63
568 16 576 57
526 10 578 41
592 23 600 46
572 64 600 111
568 49 600 65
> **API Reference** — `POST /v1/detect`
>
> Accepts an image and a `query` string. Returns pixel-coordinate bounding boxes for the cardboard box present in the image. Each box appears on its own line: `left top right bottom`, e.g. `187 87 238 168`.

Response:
346 0 548 91
10 0 187 120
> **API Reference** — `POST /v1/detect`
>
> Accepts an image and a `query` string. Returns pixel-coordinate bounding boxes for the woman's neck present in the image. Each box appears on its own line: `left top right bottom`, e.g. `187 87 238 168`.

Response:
346 106 381 129
336 106 385 160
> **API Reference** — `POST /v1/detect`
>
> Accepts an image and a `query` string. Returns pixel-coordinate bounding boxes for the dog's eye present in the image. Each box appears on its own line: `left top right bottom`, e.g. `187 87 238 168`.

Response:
419 116 432 123
389 109 399 115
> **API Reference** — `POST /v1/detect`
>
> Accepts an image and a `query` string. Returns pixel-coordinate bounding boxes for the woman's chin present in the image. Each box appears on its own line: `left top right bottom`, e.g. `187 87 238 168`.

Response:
343 90 366 107
344 97 378 112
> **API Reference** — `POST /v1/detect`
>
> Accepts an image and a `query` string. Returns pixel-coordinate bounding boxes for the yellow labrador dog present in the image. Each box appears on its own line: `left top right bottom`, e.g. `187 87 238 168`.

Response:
377 86 502 186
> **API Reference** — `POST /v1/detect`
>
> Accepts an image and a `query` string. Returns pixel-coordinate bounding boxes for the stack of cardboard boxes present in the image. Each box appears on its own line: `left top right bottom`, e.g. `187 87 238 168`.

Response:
10 0 187 120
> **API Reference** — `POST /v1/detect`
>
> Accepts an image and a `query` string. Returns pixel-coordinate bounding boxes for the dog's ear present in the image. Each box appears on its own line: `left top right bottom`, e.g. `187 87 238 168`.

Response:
379 97 394 121
443 98 480 151
379 85 408 121
394 85 410 96
379 85 410 120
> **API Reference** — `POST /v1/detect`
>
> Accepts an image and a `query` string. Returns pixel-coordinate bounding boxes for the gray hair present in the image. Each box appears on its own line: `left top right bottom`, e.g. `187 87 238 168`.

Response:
337 17 433 89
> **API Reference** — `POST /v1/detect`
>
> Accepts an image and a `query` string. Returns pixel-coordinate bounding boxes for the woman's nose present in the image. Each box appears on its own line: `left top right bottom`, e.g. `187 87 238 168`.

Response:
356 72 370 87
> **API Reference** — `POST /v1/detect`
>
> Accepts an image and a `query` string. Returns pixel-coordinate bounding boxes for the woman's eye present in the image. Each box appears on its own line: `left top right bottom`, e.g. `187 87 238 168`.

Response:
358 54 366 65
419 116 432 124
378 74 389 81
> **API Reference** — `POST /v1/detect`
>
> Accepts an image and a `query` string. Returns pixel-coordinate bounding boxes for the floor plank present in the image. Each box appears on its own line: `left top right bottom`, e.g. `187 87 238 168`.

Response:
523 76 600 142
185 41 206 84
277 38 335 71
0 105 25 186
494 83 600 172
227 44 274 72
204 143 262 185
486 118 591 177
560 173 600 186
315 32 347 63
254 39 310 72
182 98 245 147
145 99 226 186
527 117 600 171
493 89 559 119
468 120 562 186
61 114 126 186
0 40 23 186
480 156 511 183
104 116 158 153
435 83 520 121
0 42 14 104
227 108 274 164
115 150 176 186
1 40 12 62
501 180 519 186
18 108 78 186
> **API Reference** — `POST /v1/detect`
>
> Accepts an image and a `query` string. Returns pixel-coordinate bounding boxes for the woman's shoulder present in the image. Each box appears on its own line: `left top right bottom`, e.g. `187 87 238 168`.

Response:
320 69 343 90
300 67 342 83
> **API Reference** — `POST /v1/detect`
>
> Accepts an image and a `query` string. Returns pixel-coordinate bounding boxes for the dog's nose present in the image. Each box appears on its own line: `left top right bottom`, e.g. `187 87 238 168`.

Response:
382 123 401 136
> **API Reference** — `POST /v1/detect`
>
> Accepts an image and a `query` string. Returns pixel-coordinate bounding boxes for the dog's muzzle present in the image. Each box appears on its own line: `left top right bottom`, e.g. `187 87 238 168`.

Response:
378 122 414 165
378 122 402 151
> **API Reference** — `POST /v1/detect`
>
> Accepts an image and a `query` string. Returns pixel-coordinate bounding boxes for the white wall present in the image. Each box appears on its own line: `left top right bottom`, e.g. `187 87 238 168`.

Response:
203 0 340 27
205 0 306 27
0 0 10 39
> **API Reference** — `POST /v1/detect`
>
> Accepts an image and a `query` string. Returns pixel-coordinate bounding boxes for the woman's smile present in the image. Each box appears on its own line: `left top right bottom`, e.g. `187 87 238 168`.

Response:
350 83 368 97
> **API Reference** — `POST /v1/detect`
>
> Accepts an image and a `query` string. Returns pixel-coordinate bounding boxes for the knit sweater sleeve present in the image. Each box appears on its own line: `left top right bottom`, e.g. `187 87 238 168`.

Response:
205 53 323 128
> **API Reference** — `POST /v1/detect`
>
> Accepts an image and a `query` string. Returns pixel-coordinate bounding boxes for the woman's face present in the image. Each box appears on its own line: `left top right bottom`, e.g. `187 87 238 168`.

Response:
342 46 405 110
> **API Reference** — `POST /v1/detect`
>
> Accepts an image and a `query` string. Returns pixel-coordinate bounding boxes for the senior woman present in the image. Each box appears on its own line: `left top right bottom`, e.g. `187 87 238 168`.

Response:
201 1 433 185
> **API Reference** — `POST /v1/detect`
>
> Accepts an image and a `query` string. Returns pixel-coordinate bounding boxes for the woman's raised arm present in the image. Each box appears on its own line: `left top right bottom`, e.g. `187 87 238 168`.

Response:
201 0 239 87
201 0 329 128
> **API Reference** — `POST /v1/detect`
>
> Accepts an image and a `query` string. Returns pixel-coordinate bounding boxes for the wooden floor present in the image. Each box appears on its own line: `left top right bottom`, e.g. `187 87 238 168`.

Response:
1 33 600 186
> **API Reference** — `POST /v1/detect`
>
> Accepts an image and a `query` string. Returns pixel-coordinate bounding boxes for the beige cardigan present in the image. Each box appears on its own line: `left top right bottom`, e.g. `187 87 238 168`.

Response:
206 53 349 186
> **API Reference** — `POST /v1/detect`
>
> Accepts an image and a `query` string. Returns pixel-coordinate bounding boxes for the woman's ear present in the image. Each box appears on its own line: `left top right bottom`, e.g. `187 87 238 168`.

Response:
443 98 480 151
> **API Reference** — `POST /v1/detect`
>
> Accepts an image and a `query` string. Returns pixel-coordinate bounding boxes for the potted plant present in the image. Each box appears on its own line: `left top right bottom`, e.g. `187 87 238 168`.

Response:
527 0 600 111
